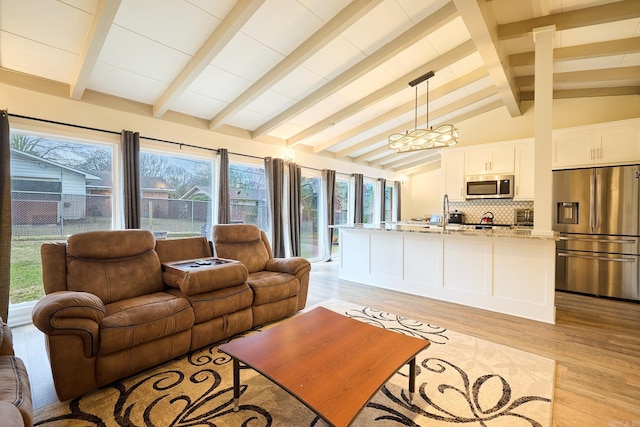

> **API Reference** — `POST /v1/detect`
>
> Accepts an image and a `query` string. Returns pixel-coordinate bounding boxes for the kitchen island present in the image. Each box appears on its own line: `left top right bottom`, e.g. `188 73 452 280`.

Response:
336 223 557 324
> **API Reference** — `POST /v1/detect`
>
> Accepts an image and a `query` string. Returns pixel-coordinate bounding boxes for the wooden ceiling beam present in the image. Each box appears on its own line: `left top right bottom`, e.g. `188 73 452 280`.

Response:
520 85 640 101
70 0 121 100
498 0 640 40
510 37 640 67
453 0 521 118
153 0 264 118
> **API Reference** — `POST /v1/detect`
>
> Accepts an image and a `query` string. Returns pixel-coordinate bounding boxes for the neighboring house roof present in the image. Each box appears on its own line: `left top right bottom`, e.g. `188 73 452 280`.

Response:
10 148 101 180
180 185 211 200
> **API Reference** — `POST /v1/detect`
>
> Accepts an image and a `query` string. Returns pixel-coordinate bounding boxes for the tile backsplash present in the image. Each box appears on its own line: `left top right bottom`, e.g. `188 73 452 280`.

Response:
448 199 534 225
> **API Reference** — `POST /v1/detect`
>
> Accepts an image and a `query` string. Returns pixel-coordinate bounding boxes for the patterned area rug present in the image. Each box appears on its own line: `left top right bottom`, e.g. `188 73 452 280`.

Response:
34 299 555 426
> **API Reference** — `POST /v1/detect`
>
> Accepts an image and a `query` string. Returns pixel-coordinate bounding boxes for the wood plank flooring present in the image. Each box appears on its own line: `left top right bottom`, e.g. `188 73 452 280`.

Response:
12 260 640 426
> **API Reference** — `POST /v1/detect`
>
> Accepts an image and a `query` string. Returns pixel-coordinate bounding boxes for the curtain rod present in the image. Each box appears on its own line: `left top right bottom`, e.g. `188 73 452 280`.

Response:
8 112 384 178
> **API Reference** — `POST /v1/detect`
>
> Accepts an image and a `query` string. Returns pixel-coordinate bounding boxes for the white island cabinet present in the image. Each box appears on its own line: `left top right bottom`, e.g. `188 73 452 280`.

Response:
339 225 556 324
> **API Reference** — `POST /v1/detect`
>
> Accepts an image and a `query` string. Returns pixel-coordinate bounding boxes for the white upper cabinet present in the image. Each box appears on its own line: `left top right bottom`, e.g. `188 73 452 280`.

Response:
464 145 515 175
553 119 640 169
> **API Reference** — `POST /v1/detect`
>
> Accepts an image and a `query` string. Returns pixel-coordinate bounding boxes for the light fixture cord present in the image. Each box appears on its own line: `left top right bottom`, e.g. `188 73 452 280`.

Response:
426 79 430 129
414 85 418 131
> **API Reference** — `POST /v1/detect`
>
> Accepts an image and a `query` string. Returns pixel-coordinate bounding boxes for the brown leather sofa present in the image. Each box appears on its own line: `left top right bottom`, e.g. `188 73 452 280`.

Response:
212 224 311 326
32 227 310 401
0 318 33 427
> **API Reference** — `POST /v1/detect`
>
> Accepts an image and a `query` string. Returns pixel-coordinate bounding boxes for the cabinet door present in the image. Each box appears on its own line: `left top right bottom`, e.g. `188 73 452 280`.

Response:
464 148 489 175
443 151 465 201
598 129 640 164
489 145 515 174
553 133 594 168
514 142 534 200
465 145 515 175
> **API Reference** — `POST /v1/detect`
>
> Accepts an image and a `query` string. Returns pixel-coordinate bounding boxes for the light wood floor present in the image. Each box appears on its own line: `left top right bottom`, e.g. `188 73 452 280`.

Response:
13 260 640 426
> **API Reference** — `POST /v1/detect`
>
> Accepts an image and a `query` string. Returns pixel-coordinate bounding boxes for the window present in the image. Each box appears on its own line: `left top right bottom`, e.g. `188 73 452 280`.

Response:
228 162 268 232
300 171 320 259
362 178 376 224
139 150 213 239
9 131 115 304
385 182 394 222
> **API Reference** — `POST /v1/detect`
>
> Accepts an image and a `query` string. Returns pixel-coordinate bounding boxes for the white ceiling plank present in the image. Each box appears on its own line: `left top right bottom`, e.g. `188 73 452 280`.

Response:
71 0 121 100
453 0 521 118
207 0 382 130
153 0 264 118
251 1 459 139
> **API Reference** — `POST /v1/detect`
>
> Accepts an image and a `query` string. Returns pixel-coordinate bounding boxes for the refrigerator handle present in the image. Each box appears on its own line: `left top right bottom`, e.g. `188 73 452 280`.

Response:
589 170 596 233
557 252 636 263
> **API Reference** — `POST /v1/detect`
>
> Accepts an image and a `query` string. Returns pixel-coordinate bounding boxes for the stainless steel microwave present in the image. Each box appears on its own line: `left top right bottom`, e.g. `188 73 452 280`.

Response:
465 174 514 200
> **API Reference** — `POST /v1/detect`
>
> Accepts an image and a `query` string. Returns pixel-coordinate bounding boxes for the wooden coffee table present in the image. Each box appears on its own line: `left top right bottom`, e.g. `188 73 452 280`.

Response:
219 306 430 427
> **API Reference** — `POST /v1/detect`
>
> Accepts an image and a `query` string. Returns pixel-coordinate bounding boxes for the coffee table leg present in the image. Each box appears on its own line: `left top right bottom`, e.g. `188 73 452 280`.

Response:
409 357 416 402
233 358 240 411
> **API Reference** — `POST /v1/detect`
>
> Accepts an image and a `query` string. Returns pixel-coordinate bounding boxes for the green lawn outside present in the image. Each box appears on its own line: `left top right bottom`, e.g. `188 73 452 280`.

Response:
10 239 54 304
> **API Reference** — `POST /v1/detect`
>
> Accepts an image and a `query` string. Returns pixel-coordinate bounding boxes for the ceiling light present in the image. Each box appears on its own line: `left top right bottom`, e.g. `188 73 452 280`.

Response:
388 71 459 153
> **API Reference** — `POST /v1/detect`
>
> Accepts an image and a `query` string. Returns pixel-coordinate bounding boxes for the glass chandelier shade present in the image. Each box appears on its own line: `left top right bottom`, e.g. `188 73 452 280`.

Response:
388 71 459 153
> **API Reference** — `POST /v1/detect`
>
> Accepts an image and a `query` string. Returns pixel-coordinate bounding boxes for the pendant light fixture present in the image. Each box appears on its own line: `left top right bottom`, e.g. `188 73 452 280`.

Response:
388 71 459 153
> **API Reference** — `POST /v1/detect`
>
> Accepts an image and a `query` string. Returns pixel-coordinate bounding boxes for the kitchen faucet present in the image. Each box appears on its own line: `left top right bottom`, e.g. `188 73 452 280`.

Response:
442 194 449 231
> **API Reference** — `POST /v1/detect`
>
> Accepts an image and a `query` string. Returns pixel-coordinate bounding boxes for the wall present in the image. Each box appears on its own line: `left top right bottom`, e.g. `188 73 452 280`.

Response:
403 168 442 220
1 83 401 183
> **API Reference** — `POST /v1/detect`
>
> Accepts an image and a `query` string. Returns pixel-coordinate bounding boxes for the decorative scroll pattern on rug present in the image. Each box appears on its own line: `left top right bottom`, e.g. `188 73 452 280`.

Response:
34 300 555 426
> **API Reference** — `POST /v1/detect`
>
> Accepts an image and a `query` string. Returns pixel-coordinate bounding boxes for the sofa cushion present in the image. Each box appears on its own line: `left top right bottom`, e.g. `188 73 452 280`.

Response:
66 230 164 303
247 271 299 306
0 356 32 427
155 237 212 264
168 283 254 324
99 292 194 355
213 225 270 273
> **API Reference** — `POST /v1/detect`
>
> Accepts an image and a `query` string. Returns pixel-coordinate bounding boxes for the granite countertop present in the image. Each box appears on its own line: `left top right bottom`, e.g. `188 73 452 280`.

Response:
332 222 559 240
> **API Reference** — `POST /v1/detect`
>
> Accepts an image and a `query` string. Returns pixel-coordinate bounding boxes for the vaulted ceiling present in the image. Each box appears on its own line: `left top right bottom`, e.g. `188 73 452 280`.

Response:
1 0 639 172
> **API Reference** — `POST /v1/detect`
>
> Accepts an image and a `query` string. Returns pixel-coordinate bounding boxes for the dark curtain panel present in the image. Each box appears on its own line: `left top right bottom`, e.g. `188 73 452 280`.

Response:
0 111 11 320
288 162 301 257
353 173 363 224
378 178 386 223
217 148 229 225
394 180 402 221
265 157 285 257
122 130 141 229
322 169 336 261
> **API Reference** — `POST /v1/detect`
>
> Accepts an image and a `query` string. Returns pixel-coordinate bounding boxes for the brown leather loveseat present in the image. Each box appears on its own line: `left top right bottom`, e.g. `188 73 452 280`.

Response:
32 226 310 402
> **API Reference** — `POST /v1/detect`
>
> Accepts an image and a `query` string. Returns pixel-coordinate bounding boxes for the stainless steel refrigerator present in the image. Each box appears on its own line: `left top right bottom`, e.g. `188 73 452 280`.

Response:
553 165 640 301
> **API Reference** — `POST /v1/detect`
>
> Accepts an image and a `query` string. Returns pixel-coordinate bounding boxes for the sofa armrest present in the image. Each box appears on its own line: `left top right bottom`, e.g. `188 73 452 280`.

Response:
32 291 106 358
0 401 25 427
0 322 14 357
264 257 311 277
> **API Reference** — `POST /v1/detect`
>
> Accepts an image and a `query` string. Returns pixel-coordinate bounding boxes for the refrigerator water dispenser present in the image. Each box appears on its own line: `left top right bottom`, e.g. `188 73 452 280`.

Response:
557 202 579 225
